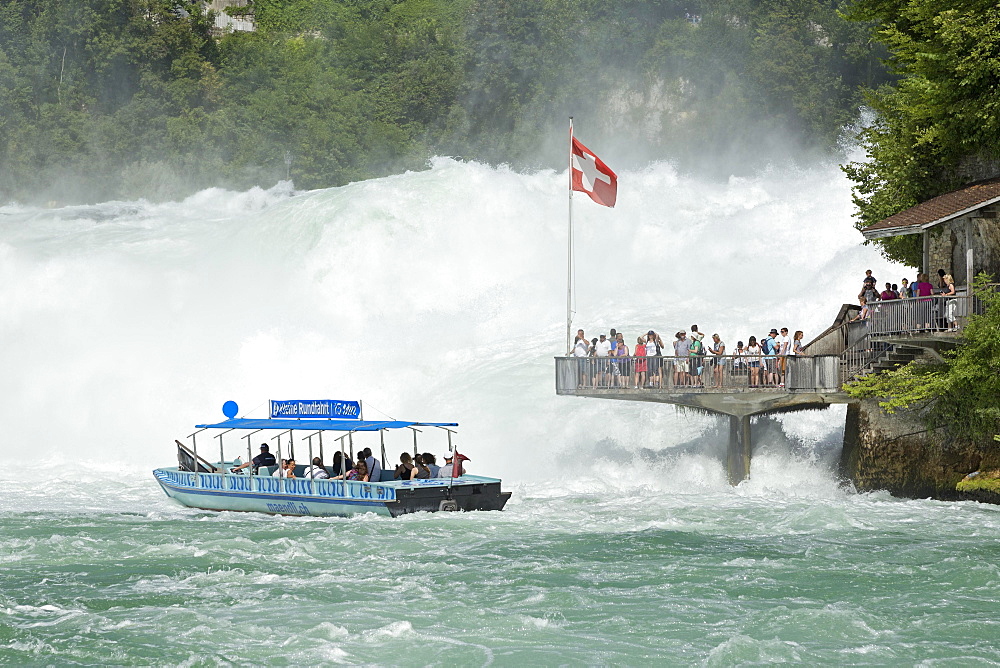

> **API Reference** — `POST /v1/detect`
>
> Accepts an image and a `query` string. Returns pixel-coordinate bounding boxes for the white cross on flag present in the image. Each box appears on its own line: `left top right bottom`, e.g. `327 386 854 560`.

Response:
571 137 617 208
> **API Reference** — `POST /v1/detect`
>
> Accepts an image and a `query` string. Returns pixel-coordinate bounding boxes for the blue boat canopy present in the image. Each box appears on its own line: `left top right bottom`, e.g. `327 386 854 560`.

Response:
194 418 457 432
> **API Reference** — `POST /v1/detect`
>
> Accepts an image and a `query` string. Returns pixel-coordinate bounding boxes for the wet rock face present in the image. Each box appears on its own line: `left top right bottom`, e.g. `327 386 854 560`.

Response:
841 400 1000 501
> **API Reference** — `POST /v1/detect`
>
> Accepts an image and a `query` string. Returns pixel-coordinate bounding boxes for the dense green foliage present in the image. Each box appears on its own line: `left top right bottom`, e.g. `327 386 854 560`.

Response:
845 277 1000 442
0 0 890 203
842 0 1000 265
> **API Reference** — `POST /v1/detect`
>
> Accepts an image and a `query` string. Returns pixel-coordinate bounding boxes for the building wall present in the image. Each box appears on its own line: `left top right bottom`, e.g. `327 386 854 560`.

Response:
205 0 255 33
926 214 1000 286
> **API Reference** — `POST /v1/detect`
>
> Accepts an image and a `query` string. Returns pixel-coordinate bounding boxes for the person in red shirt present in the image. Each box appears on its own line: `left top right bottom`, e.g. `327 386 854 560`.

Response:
633 336 647 389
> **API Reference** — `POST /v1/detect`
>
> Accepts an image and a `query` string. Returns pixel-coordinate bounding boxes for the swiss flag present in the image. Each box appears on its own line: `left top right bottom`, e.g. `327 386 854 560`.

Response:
571 137 617 208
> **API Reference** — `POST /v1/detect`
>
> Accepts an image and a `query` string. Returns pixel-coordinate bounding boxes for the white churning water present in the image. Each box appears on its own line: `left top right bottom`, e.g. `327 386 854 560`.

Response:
0 156 905 479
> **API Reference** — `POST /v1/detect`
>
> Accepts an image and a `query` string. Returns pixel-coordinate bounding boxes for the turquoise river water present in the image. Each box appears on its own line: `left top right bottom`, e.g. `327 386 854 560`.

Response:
3 468 1000 665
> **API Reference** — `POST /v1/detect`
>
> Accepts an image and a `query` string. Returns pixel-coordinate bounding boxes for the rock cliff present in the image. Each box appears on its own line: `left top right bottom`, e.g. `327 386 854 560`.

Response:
841 400 1000 500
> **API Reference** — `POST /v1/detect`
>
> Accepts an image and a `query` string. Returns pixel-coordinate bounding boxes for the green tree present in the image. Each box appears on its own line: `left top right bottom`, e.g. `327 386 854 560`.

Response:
842 0 1000 265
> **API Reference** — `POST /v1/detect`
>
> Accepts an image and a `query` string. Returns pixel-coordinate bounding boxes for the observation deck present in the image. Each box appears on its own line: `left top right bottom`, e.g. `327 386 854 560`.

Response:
556 292 984 484
555 354 848 417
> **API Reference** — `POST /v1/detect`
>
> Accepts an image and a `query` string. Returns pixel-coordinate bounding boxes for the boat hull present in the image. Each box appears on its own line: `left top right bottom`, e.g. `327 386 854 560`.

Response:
153 468 510 517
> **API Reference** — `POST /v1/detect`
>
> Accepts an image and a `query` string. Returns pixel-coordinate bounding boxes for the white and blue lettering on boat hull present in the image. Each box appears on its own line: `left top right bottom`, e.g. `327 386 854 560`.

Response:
153 469 511 517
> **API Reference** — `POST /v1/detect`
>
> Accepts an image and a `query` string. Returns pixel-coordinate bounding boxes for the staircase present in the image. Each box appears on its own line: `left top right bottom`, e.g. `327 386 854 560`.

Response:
868 345 923 374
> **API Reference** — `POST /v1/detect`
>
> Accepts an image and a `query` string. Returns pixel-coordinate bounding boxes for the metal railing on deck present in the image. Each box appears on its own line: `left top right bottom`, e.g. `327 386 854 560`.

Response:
866 293 984 335
555 354 841 394
834 292 991 381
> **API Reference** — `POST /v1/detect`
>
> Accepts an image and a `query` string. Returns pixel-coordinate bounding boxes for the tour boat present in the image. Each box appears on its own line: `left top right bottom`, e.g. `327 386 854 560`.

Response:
152 399 512 517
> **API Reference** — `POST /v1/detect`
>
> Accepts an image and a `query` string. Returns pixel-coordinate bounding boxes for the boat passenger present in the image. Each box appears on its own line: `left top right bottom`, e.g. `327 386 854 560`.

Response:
438 453 466 478
305 457 330 479
272 459 296 478
422 453 440 478
331 451 354 477
395 452 415 480
412 454 431 479
358 447 382 482
271 459 287 476
333 460 368 482
231 443 276 473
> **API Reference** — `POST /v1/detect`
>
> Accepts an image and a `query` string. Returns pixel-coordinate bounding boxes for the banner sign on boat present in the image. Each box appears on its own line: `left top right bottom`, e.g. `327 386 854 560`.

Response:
270 399 361 419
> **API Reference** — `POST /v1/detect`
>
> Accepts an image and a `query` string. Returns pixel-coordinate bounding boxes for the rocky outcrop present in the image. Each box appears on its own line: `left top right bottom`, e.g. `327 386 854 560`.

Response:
841 400 1000 500
957 469 1000 504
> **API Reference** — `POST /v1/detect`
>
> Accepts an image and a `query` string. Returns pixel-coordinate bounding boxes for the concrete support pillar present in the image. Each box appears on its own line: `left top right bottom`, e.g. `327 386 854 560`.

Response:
727 414 752 485
840 402 862 480
966 218 974 289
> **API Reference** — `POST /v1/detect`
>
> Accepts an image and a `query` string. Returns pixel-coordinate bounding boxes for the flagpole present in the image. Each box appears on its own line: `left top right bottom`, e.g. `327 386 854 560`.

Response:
567 117 574 354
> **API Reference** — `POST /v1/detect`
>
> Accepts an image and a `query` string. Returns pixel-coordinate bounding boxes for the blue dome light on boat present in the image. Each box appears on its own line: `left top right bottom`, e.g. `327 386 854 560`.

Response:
222 401 239 419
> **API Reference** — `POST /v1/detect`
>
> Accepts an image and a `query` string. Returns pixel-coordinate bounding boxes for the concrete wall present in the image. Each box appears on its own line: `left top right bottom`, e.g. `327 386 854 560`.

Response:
803 303 860 355
205 0 255 32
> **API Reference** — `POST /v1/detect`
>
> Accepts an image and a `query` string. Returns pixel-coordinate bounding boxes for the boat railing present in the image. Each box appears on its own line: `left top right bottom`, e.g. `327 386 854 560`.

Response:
159 467 399 501
554 354 840 393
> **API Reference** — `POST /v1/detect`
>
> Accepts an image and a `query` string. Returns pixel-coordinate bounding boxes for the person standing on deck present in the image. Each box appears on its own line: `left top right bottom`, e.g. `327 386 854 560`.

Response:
688 332 705 387
634 335 648 389
792 330 806 356
613 332 630 388
572 331 590 387
646 331 662 388
709 333 726 388
762 329 778 386
594 333 612 387
674 331 691 387
913 274 935 330
746 336 762 387
775 327 791 386
859 279 880 306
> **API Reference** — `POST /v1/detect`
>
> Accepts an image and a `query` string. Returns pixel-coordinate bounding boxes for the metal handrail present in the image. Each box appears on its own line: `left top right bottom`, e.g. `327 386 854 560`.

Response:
555 354 840 392
830 291 990 382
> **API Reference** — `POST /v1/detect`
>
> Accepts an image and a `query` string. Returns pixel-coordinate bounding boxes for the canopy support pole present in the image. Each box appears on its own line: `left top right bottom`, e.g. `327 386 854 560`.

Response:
380 430 387 482
307 435 314 494
241 428 264 492
272 433 283 494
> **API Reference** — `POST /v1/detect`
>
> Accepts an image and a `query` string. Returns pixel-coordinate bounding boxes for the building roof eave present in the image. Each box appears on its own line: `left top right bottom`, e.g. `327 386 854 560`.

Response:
861 185 1000 239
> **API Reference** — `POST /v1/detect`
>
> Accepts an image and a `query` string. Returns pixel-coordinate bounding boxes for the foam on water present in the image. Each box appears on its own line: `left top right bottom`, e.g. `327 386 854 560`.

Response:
1 156 904 484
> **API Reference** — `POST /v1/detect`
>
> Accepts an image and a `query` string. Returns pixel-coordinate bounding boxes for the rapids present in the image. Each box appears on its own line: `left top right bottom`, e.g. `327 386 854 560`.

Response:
4 158 999 664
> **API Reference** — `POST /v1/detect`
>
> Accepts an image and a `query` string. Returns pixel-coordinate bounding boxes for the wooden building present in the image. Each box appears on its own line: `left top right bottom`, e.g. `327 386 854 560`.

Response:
862 177 1000 286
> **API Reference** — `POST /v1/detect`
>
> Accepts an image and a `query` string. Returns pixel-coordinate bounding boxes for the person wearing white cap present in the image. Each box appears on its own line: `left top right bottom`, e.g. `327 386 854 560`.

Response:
438 452 468 477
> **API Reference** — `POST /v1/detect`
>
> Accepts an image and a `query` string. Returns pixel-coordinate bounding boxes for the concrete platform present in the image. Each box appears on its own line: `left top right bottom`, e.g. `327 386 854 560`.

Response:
556 387 852 418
